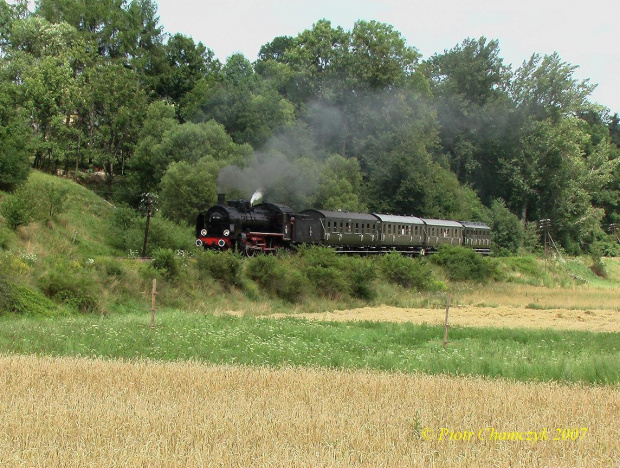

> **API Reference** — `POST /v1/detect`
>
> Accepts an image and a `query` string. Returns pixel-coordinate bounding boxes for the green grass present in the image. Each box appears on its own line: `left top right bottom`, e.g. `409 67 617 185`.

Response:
1 310 617 385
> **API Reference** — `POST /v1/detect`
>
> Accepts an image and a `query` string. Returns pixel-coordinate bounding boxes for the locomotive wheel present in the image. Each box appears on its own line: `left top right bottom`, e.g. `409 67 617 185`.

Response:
244 246 256 257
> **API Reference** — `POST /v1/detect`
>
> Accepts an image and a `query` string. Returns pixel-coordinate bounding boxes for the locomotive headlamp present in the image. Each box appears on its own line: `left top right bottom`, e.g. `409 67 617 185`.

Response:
223 229 230 237
200 229 207 236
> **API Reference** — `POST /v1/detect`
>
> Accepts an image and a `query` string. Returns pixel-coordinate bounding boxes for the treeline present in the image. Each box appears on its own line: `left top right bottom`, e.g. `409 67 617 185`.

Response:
0 0 618 254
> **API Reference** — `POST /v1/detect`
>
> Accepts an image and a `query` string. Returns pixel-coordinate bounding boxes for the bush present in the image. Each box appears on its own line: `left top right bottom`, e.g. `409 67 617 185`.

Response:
107 204 140 251
195 250 243 289
38 260 100 313
152 248 180 279
378 251 435 290
429 245 492 282
344 256 377 300
595 239 620 258
0 273 15 314
0 226 15 250
246 255 309 303
296 245 342 269
304 265 349 299
490 199 523 253
0 193 36 230
590 255 607 279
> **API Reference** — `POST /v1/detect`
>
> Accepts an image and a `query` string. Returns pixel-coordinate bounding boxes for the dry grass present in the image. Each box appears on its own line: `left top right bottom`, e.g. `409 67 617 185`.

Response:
461 282 620 312
1 355 618 467
261 279 620 332
268 304 619 332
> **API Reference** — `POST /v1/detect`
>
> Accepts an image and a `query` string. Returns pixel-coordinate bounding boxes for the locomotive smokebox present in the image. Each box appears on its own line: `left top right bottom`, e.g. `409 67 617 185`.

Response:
218 193 226 205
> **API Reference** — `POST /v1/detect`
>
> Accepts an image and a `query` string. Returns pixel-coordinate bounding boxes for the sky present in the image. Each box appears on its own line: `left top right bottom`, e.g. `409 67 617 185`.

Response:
153 0 619 113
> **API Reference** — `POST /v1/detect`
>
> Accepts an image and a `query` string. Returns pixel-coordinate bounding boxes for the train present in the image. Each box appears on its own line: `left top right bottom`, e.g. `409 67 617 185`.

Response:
195 194 492 256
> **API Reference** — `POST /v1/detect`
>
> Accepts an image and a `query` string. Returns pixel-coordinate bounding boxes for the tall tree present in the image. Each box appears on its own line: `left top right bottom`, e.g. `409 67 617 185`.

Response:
157 33 219 120
426 37 512 195
510 52 596 122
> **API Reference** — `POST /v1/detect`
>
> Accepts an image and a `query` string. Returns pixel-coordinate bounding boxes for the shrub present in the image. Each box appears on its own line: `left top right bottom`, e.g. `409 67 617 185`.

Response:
152 248 180 279
245 255 279 287
274 269 309 303
304 265 349 299
378 251 435 290
38 260 100 313
195 250 243 289
0 193 36 230
246 255 309 303
590 255 607 279
108 204 140 251
0 226 15 250
490 199 523 253
0 273 15 314
296 245 342 269
429 245 492 282
344 256 377 300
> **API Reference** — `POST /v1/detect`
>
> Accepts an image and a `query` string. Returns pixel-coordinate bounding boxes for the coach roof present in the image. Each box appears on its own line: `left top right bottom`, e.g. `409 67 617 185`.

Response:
374 214 425 225
421 218 464 228
299 209 379 222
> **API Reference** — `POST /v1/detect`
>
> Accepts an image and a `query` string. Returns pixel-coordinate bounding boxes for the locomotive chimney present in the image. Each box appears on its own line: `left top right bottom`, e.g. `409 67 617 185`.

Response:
218 193 225 205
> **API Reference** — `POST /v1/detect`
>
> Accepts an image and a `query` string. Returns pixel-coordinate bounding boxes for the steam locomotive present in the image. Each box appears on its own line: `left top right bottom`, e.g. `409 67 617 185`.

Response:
195 194 491 256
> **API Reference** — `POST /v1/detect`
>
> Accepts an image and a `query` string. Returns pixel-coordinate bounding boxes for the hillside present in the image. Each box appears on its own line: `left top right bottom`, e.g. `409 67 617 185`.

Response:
0 171 618 318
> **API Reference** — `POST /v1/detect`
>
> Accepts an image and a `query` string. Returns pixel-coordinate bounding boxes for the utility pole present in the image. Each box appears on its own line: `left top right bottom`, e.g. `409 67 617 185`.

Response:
140 193 158 258
539 218 551 255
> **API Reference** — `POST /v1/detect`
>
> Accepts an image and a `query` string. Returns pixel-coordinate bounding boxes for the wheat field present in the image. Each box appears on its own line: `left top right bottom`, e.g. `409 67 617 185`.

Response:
1 354 617 467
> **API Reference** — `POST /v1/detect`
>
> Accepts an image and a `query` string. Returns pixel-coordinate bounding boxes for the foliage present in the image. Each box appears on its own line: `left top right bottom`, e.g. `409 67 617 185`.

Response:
429 245 493 282
489 198 523 253
159 157 220 225
246 254 309 303
195 250 243 290
0 0 616 254
0 192 36 230
378 252 438 290
37 257 100 313
152 248 180 279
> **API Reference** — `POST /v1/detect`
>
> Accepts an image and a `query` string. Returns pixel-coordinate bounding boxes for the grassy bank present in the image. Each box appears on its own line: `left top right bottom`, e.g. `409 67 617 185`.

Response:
1 310 617 384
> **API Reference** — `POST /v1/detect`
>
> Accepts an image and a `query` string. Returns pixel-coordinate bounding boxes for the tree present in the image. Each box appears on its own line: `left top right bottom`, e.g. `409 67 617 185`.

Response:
505 117 607 252
157 33 219 119
510 52 596 122
87 61 148 179
159 157 220 225
184 53 295 148
426 37 512 195
128 103 252 197
314 154 364 211
0 81 30 190
489 199 523 252
348 20 420 91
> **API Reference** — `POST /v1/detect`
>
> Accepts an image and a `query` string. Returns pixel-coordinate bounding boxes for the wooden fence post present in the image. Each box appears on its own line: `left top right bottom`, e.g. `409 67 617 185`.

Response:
150 278 156 330
443 293 451 349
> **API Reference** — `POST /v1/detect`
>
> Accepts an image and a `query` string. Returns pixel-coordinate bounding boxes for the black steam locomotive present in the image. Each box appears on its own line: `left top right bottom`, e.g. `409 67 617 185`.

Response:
195 194 491 256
